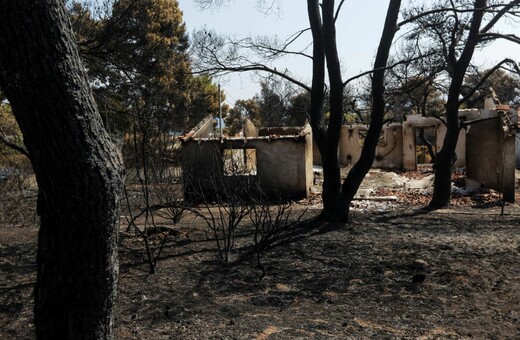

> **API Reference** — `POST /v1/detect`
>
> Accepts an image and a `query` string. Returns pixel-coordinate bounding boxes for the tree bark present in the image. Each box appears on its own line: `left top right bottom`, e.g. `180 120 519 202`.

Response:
341 0 401 218
307 0 401 221
0 1 123 339
307 0 344 220
429 0 486 209
320 0 346 220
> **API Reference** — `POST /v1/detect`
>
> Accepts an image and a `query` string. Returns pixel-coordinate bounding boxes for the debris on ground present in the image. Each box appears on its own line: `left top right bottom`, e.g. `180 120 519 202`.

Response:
309 165 520 212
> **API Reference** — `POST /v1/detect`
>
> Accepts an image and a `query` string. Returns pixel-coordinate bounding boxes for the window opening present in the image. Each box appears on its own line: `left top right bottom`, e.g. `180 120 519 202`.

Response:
223 148 257 176
416 127 436 165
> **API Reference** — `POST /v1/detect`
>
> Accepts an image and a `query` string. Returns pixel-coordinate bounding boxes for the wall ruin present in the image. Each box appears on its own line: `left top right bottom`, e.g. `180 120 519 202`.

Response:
180 119 313 201
182 103 518 202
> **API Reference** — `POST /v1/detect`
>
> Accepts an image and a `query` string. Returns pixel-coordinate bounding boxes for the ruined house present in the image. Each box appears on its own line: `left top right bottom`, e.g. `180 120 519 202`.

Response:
180 117 313 201
313 104 518 201
181 93 517 203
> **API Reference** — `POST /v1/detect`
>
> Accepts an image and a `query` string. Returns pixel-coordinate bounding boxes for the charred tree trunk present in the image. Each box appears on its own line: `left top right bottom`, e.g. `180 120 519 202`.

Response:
307 0 343 220
429 0 486 209
306 0 347 221
307 0 401 221
0 1 123 339
341 0 401 218
429 111 459 208
321 0 346 221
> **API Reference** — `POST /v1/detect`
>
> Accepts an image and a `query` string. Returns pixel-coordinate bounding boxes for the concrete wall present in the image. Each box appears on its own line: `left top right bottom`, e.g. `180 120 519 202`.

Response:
192 116 214 138
313 138 323 165
373 124 403 168
259 126 303 136
243 118 259 138
182 108 516 201
465 109 516 201
402 114 468 170
314 124 403 169
403 115 440 170
252 134 313 199
182 127 313 201
312 111 516 180
338 125 365 166
336 125 402 168
516 133 520 168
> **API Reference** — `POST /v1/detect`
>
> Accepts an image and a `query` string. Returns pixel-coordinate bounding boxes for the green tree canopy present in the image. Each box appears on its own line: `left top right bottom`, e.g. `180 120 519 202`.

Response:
224 98 260 135
70 0 221 133
462 68 520 108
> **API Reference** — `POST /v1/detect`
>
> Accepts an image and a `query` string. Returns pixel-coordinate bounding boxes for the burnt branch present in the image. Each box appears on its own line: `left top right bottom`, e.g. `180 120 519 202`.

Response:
343 51 436 87
0 130 29 158
192 30 311 92
398 3 519 28
479 32 520 44
459 58 518 105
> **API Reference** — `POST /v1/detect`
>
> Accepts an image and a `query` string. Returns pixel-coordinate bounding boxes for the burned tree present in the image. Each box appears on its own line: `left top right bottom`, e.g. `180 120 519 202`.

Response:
339 1 402 217
0 1 123 339
401 0 520 209
192 0 402 221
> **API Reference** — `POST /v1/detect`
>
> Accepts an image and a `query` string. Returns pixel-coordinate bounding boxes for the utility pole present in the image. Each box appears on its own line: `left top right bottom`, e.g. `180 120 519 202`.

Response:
218 83 223 139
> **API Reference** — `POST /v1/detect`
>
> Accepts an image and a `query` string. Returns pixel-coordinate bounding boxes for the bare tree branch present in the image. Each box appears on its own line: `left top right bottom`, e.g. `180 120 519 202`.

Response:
343 51 436 86
192 64 311 92
398 4 519 28
191 28 313 92
459 58 520 104
334 0 347 23
0 130 29 158
243 32 312 61
479 0 520 33
479 32 520 43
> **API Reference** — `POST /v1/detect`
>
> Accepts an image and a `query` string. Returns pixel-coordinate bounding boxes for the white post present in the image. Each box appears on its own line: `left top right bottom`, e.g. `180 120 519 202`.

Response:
219 83 223 139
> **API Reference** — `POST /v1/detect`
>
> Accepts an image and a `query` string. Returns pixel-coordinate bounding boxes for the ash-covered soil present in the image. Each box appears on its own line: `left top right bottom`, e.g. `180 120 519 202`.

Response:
1 204 520 339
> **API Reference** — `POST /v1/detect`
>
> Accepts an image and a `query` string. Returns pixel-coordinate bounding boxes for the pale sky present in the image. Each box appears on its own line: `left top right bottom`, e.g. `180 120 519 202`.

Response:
179 1 520 106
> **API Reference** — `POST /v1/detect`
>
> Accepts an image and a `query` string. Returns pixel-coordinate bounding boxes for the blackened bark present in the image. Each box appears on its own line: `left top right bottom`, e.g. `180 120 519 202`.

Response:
0 1 123 339
306 0 325 137
307 0 343 220
319 0 345 220
307 0 401 221
341 0 401 218
429 0 486 209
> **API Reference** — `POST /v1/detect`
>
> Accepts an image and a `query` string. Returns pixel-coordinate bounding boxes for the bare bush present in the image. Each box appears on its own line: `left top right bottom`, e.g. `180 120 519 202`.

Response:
183 146 258 263
122 123 185 273
0 152 37 228
185 169 251 263
249 190 307 278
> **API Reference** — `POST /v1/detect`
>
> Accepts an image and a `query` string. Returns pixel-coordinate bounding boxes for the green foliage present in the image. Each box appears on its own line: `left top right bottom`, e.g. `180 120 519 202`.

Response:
398 0 520 118
187 75 226 129
256 80 289 126
222 79 310 133
383 38 446 121
223 98 259 135
70 0 222 134
462 68 520 108
0 98 33 194
0 102 24 161
386 74 445 120
286 91 310 126
226 79 359 130
245 80 311 128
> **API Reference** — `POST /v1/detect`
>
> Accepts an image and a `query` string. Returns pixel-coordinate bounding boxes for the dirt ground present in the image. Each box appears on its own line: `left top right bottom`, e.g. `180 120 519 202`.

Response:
1 169 520 339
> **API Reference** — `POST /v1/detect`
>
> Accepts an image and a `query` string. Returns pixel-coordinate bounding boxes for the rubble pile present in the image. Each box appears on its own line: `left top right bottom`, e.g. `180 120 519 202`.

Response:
304 166 519 212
